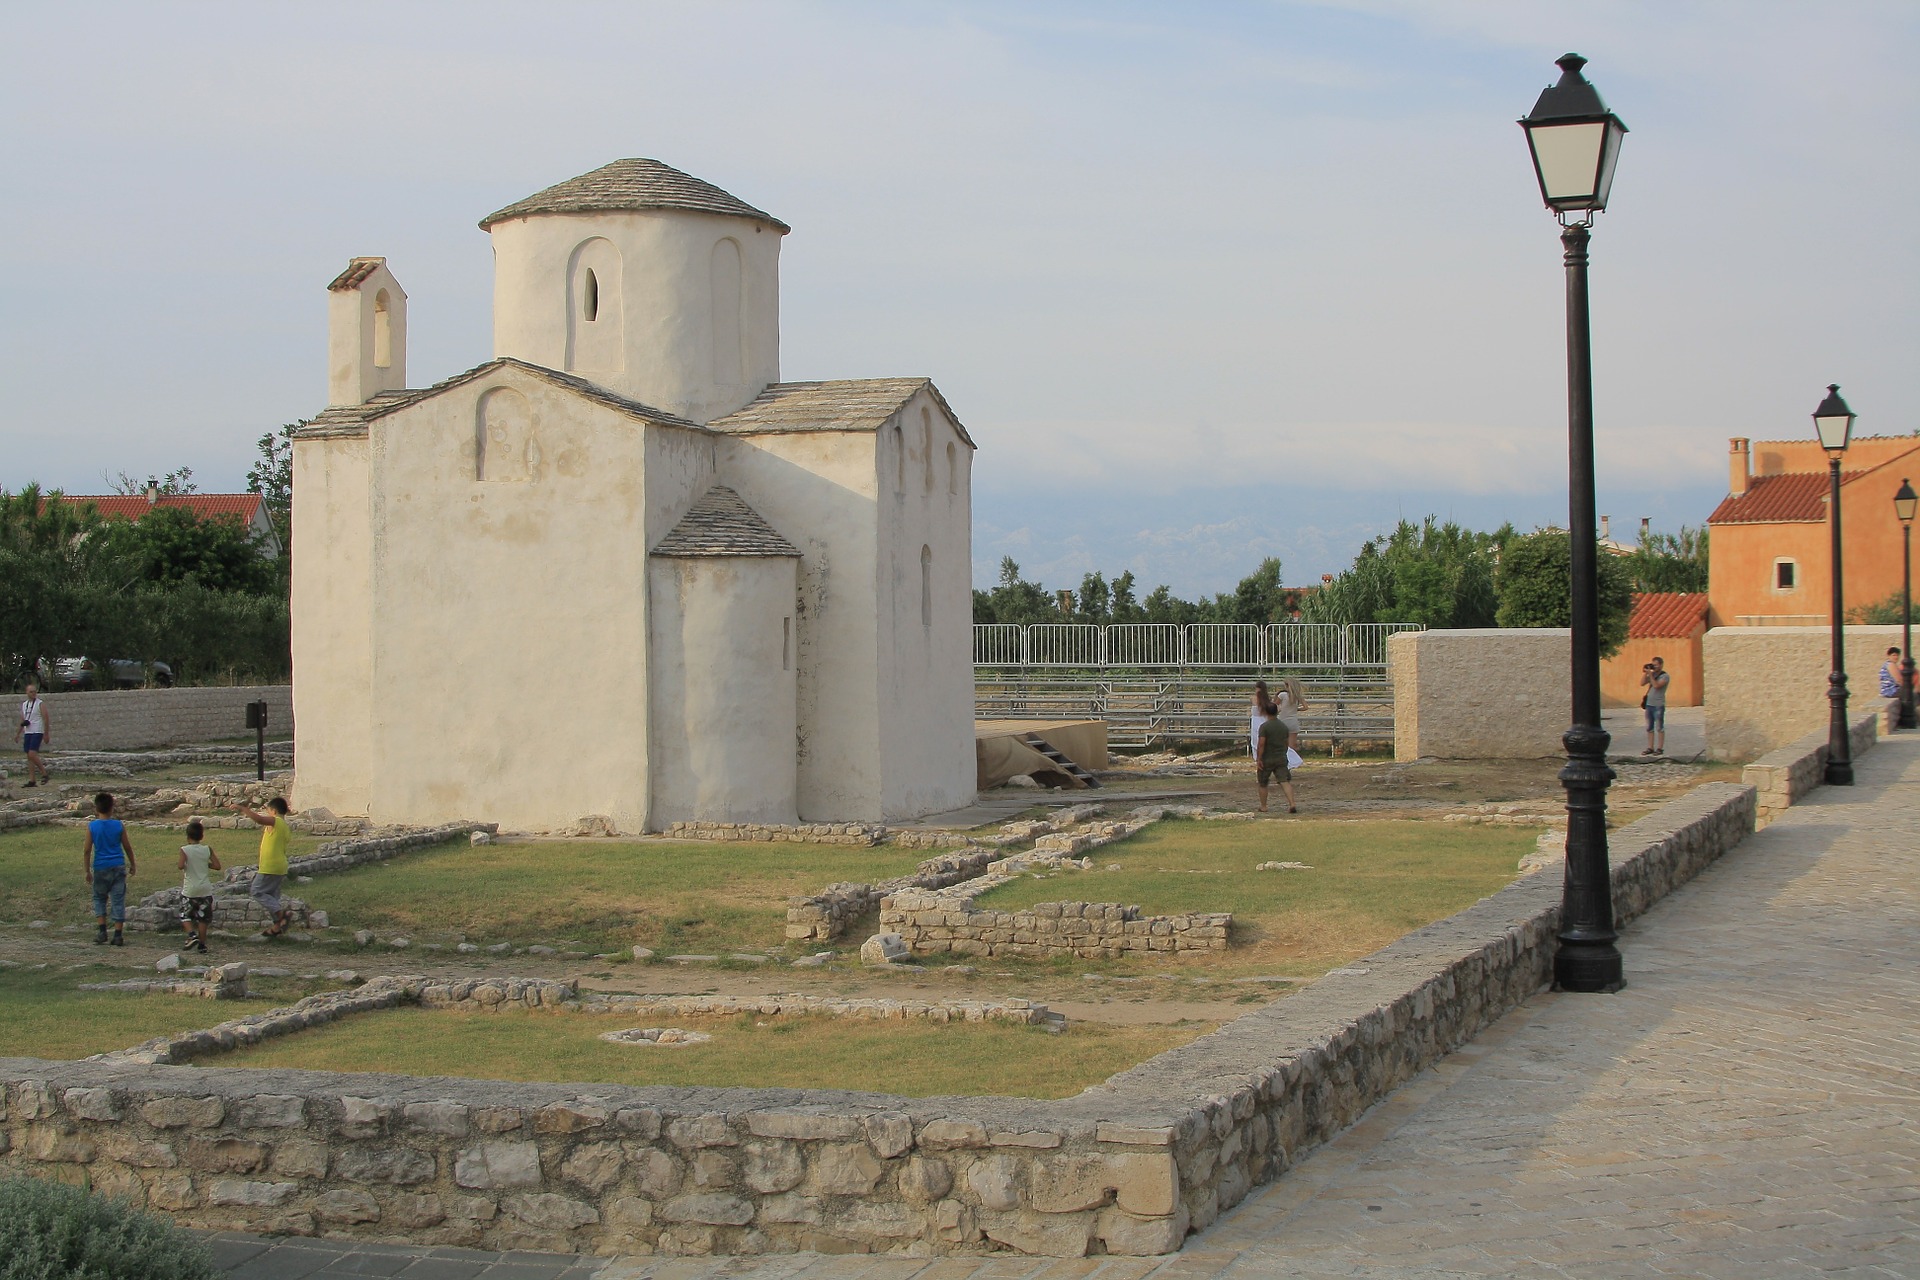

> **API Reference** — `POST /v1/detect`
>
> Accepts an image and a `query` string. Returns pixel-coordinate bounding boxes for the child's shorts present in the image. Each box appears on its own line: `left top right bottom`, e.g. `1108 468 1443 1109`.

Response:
181 894 214 925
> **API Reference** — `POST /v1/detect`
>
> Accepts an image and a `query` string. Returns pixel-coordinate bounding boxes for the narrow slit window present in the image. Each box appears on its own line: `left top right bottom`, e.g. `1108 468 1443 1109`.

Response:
946 442 957 495
373 290 392 368
583 270 599 322
920 545 933 628
782 617 792 670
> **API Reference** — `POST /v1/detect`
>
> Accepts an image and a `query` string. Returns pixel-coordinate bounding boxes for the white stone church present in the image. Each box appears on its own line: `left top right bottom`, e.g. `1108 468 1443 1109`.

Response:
291 159 977 833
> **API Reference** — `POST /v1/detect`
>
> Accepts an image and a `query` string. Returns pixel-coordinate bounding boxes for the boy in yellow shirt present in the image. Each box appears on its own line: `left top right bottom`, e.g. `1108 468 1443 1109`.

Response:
239 797 294 936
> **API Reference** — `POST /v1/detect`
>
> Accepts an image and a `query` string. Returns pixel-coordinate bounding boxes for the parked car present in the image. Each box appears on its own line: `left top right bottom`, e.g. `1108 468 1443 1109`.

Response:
41 658 174 690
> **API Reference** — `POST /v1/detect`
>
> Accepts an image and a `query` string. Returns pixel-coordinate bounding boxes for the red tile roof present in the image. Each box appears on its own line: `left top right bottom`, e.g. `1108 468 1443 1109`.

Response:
1707 473 1829 524
60 493 266 524
1628 592 1708 639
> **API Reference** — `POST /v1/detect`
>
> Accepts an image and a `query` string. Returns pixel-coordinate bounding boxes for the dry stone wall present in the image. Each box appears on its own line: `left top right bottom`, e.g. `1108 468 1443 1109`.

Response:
786 851 997 944
666 821 885 846
37 685 293 751
1741 710 1880 826
880 894 1229 960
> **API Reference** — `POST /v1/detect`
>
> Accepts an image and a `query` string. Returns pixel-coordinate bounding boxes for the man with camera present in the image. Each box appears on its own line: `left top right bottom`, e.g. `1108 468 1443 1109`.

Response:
1639 656 1670 757
15 681 51 788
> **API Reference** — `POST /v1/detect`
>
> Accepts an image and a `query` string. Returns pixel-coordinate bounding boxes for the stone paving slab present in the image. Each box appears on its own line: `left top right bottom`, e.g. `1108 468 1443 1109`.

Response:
213 731 1919 1278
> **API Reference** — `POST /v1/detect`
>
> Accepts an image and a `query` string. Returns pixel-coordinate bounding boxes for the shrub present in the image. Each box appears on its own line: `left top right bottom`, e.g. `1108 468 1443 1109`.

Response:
0 1176 218 1280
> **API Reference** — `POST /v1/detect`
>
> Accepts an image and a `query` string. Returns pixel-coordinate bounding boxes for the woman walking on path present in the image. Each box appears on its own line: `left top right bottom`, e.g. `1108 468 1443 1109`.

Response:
15 682 50 788
1273 677 1307 752
239 798 294 936
177 820 221 954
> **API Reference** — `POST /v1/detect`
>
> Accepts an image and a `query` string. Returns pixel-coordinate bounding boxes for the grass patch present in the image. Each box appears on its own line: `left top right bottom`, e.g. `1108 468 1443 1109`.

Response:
0 964 338 1061
308 839 932 954
0 826 320 926
211 1005 1207 1098
974 817 1532 977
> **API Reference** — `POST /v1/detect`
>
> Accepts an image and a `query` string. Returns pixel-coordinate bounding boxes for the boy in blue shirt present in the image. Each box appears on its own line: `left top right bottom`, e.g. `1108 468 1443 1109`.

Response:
82 792 136 946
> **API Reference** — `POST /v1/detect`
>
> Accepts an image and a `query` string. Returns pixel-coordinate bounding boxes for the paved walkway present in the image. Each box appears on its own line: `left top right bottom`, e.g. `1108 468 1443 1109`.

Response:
217 732 1920 1278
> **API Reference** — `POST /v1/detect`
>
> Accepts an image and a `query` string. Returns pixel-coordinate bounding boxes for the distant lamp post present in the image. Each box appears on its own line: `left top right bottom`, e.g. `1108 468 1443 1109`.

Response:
1519 53 1628 993
1814 384 1856 784
1895 477 1917 729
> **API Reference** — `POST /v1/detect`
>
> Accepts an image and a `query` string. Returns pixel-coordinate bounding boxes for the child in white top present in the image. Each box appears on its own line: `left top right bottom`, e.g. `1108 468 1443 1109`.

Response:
177 821 222 954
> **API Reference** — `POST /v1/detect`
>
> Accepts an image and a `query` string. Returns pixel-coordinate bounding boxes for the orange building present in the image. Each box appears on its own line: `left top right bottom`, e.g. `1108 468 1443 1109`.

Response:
1707 434 1920 628
1602 592 1707 708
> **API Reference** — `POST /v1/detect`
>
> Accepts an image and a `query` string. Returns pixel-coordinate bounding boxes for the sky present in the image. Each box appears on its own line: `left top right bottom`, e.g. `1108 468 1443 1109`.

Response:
2 1 1914 596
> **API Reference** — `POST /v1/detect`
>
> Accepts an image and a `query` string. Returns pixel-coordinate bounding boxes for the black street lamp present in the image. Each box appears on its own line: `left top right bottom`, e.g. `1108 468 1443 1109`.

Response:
1895 477 1917 730
1520 54 1628 994
1814 384 1855 785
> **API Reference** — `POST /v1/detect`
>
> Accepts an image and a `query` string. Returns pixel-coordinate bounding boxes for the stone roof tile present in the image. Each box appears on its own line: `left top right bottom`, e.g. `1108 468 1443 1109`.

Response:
326 257 385 292
479 158 789 233
651 486 800 558
709 378 973 447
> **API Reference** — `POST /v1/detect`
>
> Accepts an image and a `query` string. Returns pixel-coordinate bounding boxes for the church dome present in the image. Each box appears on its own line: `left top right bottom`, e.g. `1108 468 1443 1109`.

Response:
479 158 789 233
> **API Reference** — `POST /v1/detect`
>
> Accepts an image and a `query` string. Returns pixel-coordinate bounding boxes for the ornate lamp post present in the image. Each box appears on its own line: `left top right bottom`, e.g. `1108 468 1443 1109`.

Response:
1895 478 1917 729
1813 385 1855 784
1520 54 1628 993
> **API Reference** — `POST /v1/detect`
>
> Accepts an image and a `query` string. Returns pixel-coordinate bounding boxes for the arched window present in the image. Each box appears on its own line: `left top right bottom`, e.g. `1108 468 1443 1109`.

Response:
921 407 935 494
475 386 535 482
893 423 905 492
711 238 743 384
373 290 392 369
946 442 957 496
565 238 622 374
920 545 933 628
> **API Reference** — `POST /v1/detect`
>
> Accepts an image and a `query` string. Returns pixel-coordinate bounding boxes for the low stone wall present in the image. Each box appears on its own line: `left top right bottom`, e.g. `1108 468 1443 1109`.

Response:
77 963 250 1002
881 893 1230 960
1703 625 1906 761
786 851 998 944
123 890 310 935
1741 709 1881 826
666 821 886 846
1389 629 1570 761
37 685 294 752
2 748 1849 1260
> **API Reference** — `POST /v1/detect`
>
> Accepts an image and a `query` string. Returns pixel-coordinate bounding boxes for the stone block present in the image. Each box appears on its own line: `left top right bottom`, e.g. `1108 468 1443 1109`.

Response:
148 1172 197 1211
61 1087 119 1122
657 1192 754 1226
403 1100 470 1136
743 1140 805 1194
269 1140 329 1179
100 1132 177 1168
185 1137 268 1174
236 1094 305 1128
560 1141 624 1193
863 1112 913 1159
535 1100 611 1133
504 1192 600 1231
384 1192 446 1228
666 1113 737 1148
745 1111 862 1141
333 1146 436 1185
804 1142 883 1196
691 1150 738 1188
918 1119 988 1150
755 1192 821 1225
899 1155 952 1205
615 1106 662 1138
454 1139 542 1189
981 1208 1093 1257
313 1188 381 1224
339 1096 394 1136
470 1105 523 1133
625 1146 681 1198
141 1096 224 1129
966 1153 1020 1211
208 1178 297 1208
24 1125 95 1164
1095 1204 1188 1256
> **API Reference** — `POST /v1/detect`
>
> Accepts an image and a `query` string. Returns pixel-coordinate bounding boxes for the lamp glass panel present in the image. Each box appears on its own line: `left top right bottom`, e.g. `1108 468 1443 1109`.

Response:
1895 489 1918 522
1530 121 1607 202
1814 414 1852 452
1592 121 1625 208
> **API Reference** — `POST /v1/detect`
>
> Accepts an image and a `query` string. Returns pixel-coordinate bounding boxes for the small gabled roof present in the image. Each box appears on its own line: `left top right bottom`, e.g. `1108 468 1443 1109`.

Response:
1708 473 1829 524
709 378 973 447
479 158 789 233
295 358 705 440
327 257 387 292
651 486 799 558
1627 592 1709 640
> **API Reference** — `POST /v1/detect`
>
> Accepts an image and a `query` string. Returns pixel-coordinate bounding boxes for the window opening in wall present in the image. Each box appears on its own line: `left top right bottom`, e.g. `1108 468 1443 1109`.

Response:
583 270 599 322
782 617 792 671
894 424 905 491
921 408 935 494
1774 559 1798 591
373 290 392 369
946 442 957 495
920 545 933 628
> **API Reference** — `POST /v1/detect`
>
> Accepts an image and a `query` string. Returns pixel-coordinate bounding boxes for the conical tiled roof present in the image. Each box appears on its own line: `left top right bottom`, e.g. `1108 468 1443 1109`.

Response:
479 158 789 232
651 486 799 558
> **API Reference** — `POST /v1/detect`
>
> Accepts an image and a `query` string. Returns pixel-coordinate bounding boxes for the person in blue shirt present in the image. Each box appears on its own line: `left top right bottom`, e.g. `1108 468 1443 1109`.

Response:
82 792 136 946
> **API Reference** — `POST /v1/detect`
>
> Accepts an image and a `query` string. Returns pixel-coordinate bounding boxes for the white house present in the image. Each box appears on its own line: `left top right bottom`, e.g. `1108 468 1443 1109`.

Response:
290 159 977 833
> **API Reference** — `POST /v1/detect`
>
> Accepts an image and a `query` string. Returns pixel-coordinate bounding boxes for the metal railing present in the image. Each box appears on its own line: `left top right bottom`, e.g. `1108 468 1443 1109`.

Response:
971 622 1421 748
971 622 1422 670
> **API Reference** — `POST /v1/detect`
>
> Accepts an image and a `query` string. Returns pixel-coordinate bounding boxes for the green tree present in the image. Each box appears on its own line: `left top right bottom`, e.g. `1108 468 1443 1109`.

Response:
108 466 198 497
1851 591 1918 624
1303 518 1504 629
1110 570 1144 623
974 557 1056 625
1076 571 1111 624
247 421 302 555
1495 528 1632 657
94 506 276 595
1624 525 1709 594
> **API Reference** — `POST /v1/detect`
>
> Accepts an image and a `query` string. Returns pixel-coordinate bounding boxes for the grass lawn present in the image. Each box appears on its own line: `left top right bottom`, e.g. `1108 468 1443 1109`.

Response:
974 817 1534 978
0 826 322 926
212 1005 1207 1098
309 839 932 955
0 964 342 1061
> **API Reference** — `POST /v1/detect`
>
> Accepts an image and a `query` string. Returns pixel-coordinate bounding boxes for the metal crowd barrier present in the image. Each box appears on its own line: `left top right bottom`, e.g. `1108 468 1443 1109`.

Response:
971 622 1422 670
